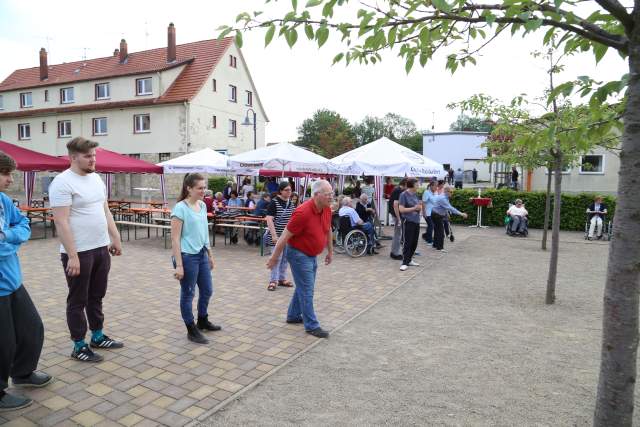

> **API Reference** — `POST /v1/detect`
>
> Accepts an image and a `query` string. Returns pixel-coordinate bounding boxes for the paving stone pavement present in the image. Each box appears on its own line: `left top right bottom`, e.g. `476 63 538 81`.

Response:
1 228 411 426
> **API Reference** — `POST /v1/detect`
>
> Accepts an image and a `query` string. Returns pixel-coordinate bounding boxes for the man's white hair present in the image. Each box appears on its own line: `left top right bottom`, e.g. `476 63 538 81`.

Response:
311 179 330 195
341 197 352 207
360 193 368 201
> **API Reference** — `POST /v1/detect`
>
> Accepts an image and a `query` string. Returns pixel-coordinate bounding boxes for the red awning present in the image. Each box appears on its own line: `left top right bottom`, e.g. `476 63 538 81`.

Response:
75 148 163 174
0 140 70 172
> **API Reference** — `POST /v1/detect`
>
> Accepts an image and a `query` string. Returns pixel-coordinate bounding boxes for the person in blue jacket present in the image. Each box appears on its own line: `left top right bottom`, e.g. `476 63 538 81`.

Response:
0 151 53 412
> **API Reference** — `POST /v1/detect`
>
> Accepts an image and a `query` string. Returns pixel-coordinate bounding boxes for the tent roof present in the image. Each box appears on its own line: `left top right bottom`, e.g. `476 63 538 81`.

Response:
330 137 445 178
91 148 163 174
158 148 229 174
228 142 331 174
0 140 69 172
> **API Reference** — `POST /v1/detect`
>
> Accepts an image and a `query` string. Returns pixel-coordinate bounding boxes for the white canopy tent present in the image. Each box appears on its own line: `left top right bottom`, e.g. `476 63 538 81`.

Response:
158 148 232 174
228 142 333 176
330 137 446 178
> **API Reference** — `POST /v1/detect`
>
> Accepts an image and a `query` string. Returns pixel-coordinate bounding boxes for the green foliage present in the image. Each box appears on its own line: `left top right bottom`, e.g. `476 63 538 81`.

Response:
296 109 357 158
352 112 423 152
442 189 616 231
208 177 228 194
449 114 495 132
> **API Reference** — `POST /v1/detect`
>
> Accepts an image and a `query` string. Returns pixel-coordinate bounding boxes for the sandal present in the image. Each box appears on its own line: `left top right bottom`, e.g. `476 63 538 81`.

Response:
278 280 293 288
267 281 277 291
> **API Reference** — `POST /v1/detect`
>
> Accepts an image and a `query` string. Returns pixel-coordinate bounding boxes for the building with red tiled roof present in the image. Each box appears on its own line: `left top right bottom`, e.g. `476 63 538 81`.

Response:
0 23 269 170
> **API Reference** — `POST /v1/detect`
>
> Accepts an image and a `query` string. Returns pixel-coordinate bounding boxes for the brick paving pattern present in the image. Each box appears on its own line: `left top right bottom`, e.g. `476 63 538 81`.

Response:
1 230 405 426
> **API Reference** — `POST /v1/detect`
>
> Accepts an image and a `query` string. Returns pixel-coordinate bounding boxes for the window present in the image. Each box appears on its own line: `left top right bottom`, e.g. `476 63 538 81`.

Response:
129 153 141 159
20 92 32 108
41 122 46 133
229 55 237 68
58 120 72 138
44 90 49 102
134 114 151 133
228 119 237 137
229 85 237 102
95 83 110 100
18 123 31 140
136 78 152 96
580 155 605 174
215 149 228 155
93 117 108 135
246 90 253 107
212 115 217 128
158 153 171 162
212 79 217 92
0 95 3 110
60 87 74 104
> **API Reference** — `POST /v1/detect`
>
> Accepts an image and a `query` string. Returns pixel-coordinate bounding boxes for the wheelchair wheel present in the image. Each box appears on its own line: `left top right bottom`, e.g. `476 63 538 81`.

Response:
344 229 368 258
606 221 613 241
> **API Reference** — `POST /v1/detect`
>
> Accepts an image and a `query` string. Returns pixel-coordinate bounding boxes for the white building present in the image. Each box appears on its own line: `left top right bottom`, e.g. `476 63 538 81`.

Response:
0 23 268 196
422 131 490 181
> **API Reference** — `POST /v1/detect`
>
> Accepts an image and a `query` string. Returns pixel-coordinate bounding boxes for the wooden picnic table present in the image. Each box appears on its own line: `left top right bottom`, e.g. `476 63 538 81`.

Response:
19 206 54 239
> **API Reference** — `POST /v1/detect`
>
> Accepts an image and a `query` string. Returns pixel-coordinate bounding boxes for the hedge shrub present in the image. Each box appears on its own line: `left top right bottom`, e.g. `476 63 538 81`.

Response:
417 189 616 231
208 177 228 194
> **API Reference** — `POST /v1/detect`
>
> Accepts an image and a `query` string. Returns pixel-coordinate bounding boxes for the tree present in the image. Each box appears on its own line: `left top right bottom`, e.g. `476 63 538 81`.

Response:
353 112 424 151
296 108 357 157
449 114 495 132
353 115 387 145
221 1 638 423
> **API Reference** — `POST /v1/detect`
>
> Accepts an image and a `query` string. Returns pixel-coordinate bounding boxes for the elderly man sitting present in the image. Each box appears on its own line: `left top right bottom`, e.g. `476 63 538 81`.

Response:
355 194 382 249
507 199 528 236
587 195 608 240
338 197 378 255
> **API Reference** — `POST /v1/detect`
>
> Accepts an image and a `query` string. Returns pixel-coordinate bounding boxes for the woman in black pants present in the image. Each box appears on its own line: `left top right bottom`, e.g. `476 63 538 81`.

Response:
431 187 467 252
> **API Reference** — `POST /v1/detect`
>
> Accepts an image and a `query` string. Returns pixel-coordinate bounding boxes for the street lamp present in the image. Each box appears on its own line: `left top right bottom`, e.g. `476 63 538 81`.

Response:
242 108 257 151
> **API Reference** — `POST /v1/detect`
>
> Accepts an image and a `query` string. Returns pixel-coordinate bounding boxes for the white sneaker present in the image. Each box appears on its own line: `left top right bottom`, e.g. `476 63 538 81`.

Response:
400 265 408 271
414 251 421 256
408 261 420 267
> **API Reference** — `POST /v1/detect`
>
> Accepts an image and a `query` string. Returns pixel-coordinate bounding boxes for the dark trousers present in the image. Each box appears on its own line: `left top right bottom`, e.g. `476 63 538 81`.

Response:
423 215 434 243
472 173 477 184
61 246 111 341
454 181 463 189
0 285 44 391
432 212 445 250
402 220 420 265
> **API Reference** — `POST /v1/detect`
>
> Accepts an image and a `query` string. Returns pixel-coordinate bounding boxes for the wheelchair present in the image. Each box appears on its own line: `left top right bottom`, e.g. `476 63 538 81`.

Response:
333 214 368 258
584 214 612 241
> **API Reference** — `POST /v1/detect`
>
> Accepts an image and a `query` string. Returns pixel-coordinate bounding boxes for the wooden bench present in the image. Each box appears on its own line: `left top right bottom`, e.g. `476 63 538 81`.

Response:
212 222 265 255
115 220 172 248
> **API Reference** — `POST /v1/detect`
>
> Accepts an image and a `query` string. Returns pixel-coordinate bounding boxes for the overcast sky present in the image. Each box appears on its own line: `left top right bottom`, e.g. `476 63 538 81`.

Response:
0 0 627 144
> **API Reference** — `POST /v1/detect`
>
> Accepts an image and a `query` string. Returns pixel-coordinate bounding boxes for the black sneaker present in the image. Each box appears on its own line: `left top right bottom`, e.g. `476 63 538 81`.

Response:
90 335 124 349
306 328 329 338
286 318 303 324
390 254 403 260
0 392 32 412
197 316 222 331
11 371 54 388
71 345 104 363
187 323 209 345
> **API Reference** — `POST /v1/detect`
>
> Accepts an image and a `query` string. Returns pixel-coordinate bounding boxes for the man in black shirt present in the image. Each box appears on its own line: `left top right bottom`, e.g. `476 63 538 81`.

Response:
511 167 519 190
389 179 407 260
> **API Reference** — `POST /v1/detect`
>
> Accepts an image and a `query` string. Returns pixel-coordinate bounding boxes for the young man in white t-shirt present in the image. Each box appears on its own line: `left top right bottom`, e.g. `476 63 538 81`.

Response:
507 199 528 235
49 137 123 363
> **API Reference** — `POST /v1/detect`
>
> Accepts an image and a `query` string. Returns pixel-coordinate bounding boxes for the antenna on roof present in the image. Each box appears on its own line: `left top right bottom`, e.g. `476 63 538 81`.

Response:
431 112 435 131
81 47 91 60
144 21 149 49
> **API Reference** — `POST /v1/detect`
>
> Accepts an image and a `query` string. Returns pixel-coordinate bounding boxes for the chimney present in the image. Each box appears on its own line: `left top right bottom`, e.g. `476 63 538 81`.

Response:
167 23 176 63
113 48 119 57
39 48 48 80
119 39 128 63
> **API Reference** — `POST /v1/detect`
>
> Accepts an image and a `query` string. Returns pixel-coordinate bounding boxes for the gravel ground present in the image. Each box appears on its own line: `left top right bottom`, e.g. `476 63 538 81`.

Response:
201 228 639 426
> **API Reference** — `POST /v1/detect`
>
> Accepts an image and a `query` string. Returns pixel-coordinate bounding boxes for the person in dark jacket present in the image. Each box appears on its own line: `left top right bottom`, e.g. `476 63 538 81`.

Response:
587 196 608 240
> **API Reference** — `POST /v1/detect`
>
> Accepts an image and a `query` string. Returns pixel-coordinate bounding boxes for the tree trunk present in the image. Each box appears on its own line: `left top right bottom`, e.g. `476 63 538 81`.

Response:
545 149 562 305
594 33 640 426
541 164 552 250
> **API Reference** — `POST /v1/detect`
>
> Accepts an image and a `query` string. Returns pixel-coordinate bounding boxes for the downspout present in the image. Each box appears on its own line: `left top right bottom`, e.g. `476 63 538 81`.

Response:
526 169 533 191
157 72 163 94
184 101 190 153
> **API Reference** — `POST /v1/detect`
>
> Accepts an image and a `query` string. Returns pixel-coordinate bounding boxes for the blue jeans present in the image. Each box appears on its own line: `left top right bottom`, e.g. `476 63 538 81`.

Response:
360 222 376 249
269 245 289 282
286 246 320 331
179 247 213 325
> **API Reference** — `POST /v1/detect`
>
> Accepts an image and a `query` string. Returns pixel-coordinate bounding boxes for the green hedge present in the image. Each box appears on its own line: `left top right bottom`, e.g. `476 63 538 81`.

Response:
208 177 228 194
416 189 616 231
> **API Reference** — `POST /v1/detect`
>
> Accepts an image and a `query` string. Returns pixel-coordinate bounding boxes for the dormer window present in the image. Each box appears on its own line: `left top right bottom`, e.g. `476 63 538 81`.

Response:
136 78 152 96
95 83 110 100
20 92 32 108
229 55 237 68
60 87 74 104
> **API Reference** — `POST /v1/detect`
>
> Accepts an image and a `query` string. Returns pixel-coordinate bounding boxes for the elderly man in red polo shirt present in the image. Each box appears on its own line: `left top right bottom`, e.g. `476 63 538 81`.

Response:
267 179 334 338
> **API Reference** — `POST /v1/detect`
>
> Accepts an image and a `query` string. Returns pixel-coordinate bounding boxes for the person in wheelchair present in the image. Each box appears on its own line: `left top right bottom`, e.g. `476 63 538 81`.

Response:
338 197 378 255
586 196 608 240
506 199 528 236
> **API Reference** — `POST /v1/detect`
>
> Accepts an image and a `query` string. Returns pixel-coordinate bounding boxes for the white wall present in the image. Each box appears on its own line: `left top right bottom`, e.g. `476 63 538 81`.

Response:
189 43 266 155
463 159 491 182
423 132 488 171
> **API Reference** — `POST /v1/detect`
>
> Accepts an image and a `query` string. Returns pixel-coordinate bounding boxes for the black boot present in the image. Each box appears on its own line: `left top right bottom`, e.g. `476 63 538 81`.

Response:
186 323 209 344
197 315 222 331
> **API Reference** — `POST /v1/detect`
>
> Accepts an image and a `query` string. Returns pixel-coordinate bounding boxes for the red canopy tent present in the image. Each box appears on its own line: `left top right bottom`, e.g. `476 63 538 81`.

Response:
0 140 69 204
